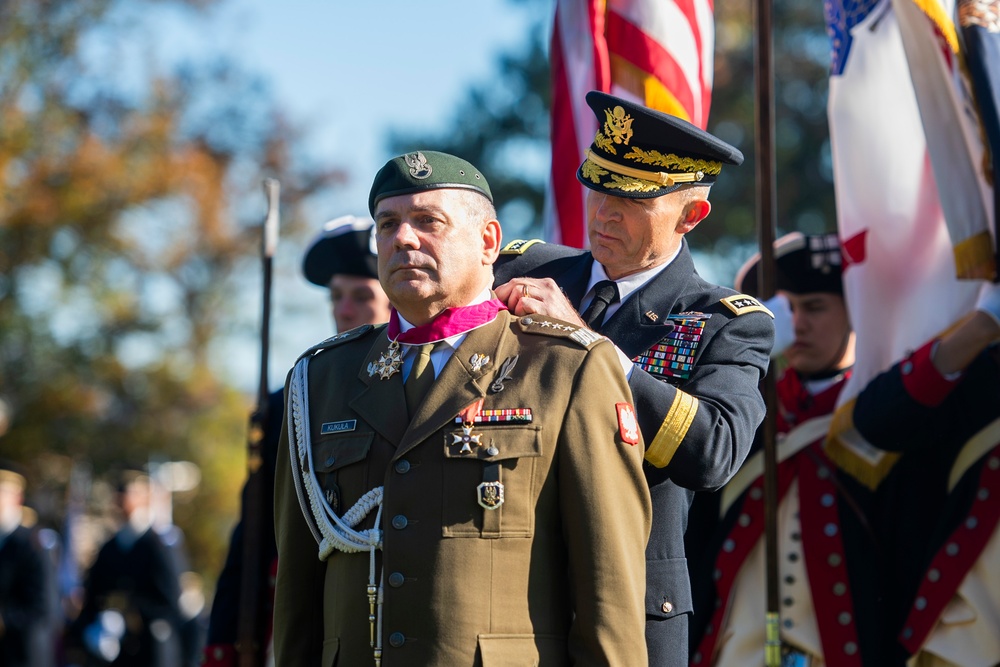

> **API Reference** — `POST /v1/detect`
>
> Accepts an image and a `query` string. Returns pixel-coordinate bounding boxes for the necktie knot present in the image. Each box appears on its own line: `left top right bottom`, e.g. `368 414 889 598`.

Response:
581 280 620 329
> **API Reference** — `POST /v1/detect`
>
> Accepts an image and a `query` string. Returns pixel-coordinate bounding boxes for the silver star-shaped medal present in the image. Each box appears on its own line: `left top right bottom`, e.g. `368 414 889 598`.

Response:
452 423 482 454
371 339 403 379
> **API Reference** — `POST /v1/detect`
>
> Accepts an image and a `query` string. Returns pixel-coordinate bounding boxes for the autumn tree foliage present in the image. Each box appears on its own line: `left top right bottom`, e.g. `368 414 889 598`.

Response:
0 0 340 580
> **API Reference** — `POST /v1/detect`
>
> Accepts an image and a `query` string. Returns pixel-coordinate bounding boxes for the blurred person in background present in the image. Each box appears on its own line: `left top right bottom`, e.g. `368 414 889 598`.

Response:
0 460 54 667
202 216 390 666
65 469 184 667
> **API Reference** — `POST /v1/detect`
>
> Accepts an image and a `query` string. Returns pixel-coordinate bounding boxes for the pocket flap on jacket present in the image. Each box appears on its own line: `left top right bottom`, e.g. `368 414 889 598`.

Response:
479 633 565 666
314 432 373 473
444 425 542 461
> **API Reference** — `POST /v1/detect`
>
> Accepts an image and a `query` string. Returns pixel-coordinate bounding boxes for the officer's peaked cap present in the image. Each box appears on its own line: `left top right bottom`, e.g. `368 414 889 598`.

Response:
577 90 743 199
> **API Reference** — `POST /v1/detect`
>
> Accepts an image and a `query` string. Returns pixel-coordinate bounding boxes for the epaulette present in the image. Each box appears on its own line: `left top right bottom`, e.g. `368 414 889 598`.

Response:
516 315 604 348
500 239 545 255
295 324 380 363
720 294 773 318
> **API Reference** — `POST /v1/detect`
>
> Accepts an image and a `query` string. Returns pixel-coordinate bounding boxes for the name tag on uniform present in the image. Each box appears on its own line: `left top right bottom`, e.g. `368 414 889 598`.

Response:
321 420 357 434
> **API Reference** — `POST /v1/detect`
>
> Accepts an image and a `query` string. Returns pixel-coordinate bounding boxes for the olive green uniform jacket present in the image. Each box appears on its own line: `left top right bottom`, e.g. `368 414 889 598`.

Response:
273 310 652 666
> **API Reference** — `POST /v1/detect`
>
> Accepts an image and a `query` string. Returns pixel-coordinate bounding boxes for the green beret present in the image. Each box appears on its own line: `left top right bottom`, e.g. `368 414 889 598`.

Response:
578 91 743 199
368 150 493 216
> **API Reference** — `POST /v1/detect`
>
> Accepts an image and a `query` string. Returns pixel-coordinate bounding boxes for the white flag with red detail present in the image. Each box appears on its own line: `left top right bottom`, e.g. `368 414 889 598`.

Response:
824 0 982 488
547 0 714 247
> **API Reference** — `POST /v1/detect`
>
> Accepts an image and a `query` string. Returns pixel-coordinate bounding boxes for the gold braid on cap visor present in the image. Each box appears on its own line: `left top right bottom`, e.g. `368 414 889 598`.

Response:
585 149 716 187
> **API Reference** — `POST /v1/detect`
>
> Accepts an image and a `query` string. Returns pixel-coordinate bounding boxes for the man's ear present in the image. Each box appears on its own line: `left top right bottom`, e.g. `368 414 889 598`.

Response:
677 199 711 234
483 218 502 264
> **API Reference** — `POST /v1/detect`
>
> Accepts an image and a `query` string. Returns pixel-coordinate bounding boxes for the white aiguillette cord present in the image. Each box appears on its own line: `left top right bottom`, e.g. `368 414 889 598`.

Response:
289 355 385 665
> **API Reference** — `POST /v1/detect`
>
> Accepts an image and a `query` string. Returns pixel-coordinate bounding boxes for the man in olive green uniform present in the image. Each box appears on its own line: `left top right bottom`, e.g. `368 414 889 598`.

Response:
273 150 652 666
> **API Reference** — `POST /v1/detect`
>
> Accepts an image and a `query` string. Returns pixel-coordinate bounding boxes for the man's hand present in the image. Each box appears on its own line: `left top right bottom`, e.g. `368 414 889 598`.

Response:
495 278 587 326
975 280 1000 333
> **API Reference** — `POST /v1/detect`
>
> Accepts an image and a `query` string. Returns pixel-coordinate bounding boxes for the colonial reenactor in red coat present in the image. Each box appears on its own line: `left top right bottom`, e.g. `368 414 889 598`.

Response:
852 282 1000 666
687 232 886 666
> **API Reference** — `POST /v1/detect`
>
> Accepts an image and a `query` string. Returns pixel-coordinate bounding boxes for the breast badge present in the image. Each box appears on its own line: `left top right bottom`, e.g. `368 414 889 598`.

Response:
477 481 505 510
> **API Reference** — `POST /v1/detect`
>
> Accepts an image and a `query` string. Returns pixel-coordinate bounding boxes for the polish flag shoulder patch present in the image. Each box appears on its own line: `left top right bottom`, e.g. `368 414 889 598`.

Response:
616 402 640 445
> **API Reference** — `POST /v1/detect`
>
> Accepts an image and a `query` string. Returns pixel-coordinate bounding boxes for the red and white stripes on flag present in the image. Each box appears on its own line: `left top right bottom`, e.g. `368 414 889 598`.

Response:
547 0 715 246
823 0 985 489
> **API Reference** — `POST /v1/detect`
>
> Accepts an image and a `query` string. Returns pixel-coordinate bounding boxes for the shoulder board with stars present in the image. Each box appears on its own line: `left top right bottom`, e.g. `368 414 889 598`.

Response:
295 324 379 363
516 316 603 348
720 294 774 317
500 239 546 255
632 314 708 382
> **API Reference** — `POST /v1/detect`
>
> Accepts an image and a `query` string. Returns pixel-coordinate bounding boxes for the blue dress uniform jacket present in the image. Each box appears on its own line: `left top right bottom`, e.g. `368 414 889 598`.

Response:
493 240 774 665
273 310 652 666
854 342 1000 665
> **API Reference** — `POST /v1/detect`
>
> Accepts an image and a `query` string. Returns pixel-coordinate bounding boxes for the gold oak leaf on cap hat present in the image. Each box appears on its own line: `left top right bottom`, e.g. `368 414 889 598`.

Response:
578 90 744 198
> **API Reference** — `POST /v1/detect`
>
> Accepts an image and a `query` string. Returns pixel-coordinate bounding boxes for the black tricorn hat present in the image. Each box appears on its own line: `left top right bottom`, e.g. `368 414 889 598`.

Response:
368 150 492 216
577 91 744 199
302 215 379 287
735 232 844 297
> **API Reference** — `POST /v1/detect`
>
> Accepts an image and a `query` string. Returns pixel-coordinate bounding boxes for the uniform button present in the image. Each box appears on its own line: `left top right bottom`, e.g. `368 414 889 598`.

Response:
902 361 913 374
705 623 713 635
392 515 408 530
783 618 794 629
389 632 405 647
713 568 722 581
388 572 405 588
820 493 835 507
521 317 534 325
750 487 763 500
844 642 858 655
783 597 794 607
927 569 940 582
828 553 842 567
394 460 411 474
486 446 499 456
978 488 990 501
902 627 913 640
945 542 959 556
692 651 702 664
839 612 852 625
661 600 673 613
325 455 335 467
824 523 838 537
914 596 927 610
738 513 751 527
723 539 735 553
214 648 225 660
833 582 846 596
817 466 830 479
788 552 799 563
791 532 801 542
784 575 795 585
966 516 978 529
989 457 1000 470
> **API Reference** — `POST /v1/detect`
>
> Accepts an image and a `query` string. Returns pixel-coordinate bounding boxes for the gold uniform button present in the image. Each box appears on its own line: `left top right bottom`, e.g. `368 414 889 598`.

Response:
661 601 673 613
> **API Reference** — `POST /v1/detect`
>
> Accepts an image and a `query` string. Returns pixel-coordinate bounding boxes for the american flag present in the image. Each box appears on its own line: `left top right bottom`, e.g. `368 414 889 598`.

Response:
547 0 715 247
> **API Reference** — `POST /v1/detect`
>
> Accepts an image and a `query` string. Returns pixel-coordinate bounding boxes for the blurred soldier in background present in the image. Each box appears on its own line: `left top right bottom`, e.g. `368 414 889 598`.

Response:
852 282 1000 666
687 233 885 666
202 216 390 666
65 469 184 667
0 460 54 667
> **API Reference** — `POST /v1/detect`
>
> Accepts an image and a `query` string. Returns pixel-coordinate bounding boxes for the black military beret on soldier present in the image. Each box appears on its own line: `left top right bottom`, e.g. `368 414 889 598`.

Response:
577 90 744 199
302 215 379 287
368 150 493 216
735 232 844 297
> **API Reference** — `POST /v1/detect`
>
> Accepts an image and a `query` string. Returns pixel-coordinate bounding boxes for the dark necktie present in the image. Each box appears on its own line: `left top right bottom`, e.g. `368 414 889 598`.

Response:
580 280 620 329
404 343 437 414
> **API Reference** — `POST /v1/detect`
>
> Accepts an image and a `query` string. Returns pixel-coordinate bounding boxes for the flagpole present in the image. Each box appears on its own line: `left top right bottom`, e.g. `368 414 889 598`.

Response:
752 0 780 664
